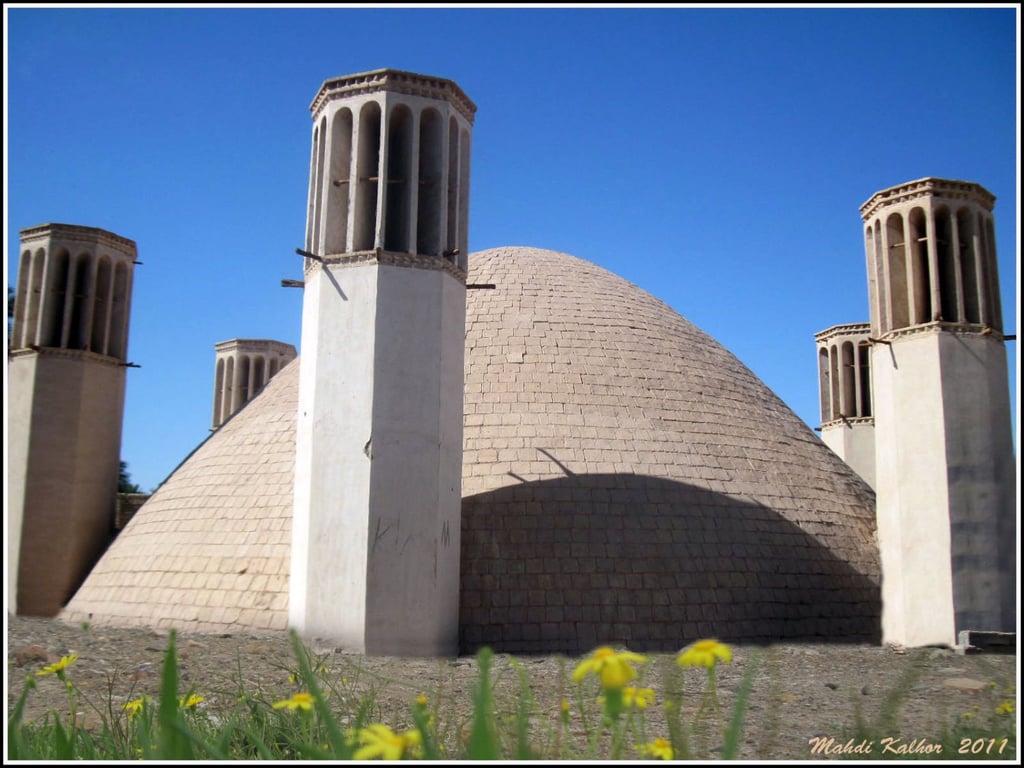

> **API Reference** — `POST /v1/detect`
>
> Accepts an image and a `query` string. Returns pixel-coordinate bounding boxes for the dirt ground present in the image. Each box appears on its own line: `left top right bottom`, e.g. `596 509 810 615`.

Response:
6 614 1018 761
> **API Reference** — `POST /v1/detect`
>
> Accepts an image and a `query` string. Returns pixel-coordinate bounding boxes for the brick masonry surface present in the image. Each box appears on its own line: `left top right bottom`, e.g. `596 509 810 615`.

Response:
62 247 881 651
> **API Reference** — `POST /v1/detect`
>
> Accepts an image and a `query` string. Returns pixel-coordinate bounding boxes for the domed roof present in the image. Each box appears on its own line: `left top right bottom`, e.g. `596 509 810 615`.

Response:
63 246 881 650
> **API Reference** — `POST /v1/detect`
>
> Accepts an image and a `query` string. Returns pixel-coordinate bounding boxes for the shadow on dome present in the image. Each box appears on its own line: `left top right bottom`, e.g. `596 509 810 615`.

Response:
460 473 881 655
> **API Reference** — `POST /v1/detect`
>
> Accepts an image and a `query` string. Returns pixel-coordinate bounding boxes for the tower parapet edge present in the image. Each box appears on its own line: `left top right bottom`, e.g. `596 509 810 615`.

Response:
301 249 468 283
814 321 872 343
859 177 995 221
310 68 477 124
19 222 139 255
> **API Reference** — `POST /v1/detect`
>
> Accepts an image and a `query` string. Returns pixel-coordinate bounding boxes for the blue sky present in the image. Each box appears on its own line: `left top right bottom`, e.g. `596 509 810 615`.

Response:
5 5 1019 493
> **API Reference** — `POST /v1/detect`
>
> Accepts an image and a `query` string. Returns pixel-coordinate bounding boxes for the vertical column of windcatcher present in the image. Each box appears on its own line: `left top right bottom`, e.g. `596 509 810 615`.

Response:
8 223 137 617
814 323 875 489
862 178 1015 648
291 70 476 656
211 339 297 430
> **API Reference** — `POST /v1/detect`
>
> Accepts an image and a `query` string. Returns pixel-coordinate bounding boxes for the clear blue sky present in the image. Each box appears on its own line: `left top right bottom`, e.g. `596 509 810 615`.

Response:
5 5 1019 493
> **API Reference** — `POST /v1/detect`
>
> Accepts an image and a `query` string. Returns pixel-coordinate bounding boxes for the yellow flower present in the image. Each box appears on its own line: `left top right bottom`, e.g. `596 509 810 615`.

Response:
353 723 422 760
624 686 656 709
638 737 674 760
995 700 1015 716
416 694 428 706
572 646 648 689
122 696 153 719
677 639 733 669
599 686 656 710
273 692 315 711
559 697 571 724
37 654 78 677
179 694 205 709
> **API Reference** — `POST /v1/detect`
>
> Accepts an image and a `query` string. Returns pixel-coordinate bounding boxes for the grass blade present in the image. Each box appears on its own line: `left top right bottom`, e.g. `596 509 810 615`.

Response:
155 630 195 759
721 652 759 759
467 647 499 759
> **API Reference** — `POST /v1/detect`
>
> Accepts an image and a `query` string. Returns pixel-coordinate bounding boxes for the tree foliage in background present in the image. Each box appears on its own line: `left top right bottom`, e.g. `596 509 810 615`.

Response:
119 461 142 494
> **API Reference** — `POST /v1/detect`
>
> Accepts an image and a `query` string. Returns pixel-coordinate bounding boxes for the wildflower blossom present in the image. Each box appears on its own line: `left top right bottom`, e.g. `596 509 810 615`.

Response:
273 692 315 711
572 646 648 689
37 654 78 677
352 723 422 760
996 700 1015 716
677 639 733 669
638 737 674 760
624 686 656 709
122 696 153 719
179 694 205 709
416 694 428 706
599 686 656 710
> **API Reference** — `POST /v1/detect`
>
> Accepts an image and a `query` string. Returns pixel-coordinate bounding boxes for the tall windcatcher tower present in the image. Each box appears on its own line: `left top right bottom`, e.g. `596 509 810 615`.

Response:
862 178 1015 647
8 223 137 616
290 69 474 655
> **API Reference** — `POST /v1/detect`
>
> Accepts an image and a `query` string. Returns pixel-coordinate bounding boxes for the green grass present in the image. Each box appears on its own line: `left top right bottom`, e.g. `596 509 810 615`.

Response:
6 634 1017 761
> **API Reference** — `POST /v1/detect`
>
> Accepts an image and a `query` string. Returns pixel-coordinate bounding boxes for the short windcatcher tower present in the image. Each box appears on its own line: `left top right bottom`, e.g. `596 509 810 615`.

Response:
290 70 474 655
862 178 1015 647
212 339 297 429
8 224 137 616
815 322 876 488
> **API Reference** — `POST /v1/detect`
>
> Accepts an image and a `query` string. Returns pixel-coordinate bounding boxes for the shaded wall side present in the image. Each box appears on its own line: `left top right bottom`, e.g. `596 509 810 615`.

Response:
461 474 881 654
14 354 124 616
937 333 1017 633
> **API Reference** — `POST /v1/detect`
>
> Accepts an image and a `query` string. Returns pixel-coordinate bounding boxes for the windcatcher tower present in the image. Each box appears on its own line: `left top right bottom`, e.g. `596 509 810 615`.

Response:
862 178 1016 647
815 322 876 488
8 224 137 616
212 339 297 429
290 69 474 655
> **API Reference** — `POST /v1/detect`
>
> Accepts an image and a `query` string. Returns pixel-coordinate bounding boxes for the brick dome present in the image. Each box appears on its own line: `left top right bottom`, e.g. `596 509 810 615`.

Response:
63 247 881 651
